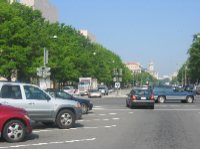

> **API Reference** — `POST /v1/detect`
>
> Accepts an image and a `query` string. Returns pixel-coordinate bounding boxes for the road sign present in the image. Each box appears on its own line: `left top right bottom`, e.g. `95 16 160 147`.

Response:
115 82 120 89
36 66 51 78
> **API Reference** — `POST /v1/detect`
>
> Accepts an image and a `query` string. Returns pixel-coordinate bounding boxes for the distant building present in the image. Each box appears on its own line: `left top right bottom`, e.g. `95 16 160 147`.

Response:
20 0 58 23
147 61 159 79
80 30 96 42
126 62 142 74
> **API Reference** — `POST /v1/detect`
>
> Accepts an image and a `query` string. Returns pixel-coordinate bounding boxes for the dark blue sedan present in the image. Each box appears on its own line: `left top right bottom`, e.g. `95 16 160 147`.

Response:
46 89 93 114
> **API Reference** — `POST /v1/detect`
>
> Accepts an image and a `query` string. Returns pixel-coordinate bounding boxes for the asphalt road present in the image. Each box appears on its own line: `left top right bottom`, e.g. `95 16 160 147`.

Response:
1 96 200 149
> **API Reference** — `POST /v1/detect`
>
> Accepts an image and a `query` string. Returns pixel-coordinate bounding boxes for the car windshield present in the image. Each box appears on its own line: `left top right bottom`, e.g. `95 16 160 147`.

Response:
55 91 72 99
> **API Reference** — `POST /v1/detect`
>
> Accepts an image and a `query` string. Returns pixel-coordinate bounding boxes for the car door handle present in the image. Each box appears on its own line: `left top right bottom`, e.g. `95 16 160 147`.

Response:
28 102 35 105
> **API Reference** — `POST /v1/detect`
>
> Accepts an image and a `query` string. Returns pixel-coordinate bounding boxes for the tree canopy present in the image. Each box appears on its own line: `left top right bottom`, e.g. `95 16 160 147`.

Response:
0 0 134 86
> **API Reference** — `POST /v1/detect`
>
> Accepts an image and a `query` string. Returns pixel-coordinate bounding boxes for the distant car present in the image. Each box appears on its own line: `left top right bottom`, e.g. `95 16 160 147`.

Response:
193 86 200 95
46 89 93 114
153 86 196 103
88 89 102 98
63 86 75 95
126 88 154 109
0 104 32 143
98 85 109 95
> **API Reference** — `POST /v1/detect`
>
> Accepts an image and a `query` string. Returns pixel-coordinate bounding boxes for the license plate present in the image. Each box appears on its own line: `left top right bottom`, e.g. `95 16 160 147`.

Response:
141 97 146 100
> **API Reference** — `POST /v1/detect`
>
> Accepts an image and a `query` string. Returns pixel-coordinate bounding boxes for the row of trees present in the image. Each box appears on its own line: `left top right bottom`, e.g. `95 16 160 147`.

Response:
0 0 134 86
177 34 200 85
0 0 157 87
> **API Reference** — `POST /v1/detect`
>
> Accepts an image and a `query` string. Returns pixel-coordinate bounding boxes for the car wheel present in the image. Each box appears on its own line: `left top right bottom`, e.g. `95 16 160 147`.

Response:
81 103 88 114
158 96 165 103
3 120 26 143
186 96 194 103
56 109 75 129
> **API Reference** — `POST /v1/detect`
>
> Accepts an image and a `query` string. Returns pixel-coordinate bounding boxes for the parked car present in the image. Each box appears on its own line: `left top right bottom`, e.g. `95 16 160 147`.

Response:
98 85 109 95
0 104 32 143
46 89 93 114
88 89 102 98
0 82 82 129
126 88 154 109
193 86 200 95
153 86 196 103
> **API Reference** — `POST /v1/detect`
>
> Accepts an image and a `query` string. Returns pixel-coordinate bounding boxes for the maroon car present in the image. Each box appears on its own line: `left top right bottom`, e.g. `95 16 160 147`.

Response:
194 86 200 95
0 104 32 143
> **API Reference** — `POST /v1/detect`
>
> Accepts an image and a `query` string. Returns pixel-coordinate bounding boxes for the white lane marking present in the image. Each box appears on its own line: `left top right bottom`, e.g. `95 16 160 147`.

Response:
33 124 117 133
94 106 102 108
129 112 134 114
154 109 200 111
109 113 117 115
83 126 98 129
86 113 118 116
103 119 109 121
77 118 120 122
93 106 105 110
0 138 96 149
93 107 105 110
104 125 117 128
33 129 53 133
112 118 120 120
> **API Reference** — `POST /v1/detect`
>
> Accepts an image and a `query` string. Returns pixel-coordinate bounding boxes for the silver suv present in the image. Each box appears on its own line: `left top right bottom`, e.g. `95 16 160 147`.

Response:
0 82 82 129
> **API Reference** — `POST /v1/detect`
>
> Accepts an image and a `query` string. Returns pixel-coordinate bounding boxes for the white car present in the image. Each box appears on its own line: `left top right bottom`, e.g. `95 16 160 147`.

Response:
88 89 102 98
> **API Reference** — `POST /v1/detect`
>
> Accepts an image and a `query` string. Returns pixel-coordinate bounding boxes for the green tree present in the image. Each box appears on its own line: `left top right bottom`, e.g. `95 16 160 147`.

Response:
187 33 200 83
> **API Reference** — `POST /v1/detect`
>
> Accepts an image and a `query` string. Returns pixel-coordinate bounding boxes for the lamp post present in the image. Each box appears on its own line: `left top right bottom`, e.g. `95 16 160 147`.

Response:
185 65 188 86
36 35 57 89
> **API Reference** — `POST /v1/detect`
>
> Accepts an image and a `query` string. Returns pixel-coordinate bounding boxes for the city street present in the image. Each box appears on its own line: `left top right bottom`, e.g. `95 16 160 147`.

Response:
0 96 200 149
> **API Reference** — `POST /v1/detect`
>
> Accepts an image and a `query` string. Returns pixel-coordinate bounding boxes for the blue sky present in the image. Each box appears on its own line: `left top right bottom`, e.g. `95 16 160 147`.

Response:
50 0 200 76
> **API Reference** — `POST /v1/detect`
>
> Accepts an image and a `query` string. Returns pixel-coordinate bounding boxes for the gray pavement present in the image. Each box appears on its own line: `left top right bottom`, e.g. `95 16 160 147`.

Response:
1 96 200 149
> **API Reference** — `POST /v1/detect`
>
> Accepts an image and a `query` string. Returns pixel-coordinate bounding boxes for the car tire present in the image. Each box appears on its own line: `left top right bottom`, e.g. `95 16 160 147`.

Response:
158 96 165 103
3 120 26 143
56 109 75 129
186 96 194 103
81 103 88 114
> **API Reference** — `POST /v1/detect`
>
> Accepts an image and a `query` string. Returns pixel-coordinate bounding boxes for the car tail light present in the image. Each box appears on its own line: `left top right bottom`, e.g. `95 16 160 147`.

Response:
131 95 137 100
150 93 154 100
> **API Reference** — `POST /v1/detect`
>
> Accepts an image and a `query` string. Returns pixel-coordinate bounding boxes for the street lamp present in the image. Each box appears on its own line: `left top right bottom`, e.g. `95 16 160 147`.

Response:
36 35 57 89
185 65 188 86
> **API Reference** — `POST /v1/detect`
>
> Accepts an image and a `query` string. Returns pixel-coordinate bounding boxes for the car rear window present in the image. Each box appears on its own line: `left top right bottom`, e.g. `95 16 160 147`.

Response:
132 89 150 96
0 85 22 99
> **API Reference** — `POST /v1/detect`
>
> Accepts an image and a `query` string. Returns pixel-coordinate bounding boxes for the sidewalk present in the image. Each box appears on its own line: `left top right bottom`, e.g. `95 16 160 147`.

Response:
105 88 131 98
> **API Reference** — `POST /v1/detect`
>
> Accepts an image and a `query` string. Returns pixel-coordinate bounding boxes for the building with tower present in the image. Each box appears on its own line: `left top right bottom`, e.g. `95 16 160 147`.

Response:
147 61 159 79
